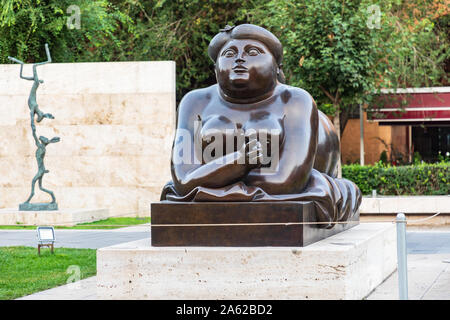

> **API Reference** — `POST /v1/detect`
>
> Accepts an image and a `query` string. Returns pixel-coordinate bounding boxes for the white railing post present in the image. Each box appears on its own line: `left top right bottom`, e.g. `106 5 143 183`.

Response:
396 213 408 300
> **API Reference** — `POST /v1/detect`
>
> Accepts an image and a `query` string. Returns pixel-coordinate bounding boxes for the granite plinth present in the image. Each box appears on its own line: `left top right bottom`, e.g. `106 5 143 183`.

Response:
97 223 396 300
151 201 359 247
19 202 58 211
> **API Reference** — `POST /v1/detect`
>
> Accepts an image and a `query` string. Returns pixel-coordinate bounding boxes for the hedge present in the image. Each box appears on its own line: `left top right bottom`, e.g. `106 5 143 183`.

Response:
342 162 449 196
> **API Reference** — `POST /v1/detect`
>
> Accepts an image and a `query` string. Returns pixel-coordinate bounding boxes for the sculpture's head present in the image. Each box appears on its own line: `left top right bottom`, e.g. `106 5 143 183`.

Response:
209 24 285 101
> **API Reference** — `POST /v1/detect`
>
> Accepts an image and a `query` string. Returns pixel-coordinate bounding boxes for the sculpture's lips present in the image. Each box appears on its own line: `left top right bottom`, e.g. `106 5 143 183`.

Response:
232 66 248 73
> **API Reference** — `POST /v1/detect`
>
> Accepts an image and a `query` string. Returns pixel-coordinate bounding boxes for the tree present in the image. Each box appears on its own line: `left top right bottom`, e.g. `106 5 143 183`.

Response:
109 0 253 101
0 0 132 64
381 0 449 88
236 0 448 173
237 0 448 127
2 0 447 113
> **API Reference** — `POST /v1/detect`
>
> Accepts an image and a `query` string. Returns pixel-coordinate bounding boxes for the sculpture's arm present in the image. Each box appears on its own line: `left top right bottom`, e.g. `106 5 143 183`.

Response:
171 89 259 196
49 137 60 144
20 64 34 81
33 43 52 67
7 57 34 81
244 89 319 194
32 44 52 80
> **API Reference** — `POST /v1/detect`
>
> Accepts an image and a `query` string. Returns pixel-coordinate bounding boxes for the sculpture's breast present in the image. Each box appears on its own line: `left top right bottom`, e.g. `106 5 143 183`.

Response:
197 110 285 164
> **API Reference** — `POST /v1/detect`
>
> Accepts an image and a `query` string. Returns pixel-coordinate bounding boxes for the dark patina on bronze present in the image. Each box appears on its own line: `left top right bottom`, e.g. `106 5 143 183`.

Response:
152 24 361 246
151 201 359 247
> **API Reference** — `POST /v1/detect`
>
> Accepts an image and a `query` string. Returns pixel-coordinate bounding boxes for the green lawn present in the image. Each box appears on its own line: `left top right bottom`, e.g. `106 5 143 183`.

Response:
0 246 96 300
0 217 151 230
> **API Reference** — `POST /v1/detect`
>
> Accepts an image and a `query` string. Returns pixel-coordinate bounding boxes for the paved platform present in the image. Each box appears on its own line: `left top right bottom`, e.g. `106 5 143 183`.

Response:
360 195 450 215
367 253 450 300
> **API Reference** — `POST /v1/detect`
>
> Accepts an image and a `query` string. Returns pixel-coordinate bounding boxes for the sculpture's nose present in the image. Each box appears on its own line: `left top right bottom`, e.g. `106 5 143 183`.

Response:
235 51 246 64
235 57 245 64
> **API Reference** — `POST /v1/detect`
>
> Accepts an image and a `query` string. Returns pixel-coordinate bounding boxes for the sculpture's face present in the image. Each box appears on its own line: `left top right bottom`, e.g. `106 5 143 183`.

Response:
215 39 277 100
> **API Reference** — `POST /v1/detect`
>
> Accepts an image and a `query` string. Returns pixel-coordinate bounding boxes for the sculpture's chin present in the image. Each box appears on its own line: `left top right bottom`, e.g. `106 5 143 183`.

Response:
229 74 250 87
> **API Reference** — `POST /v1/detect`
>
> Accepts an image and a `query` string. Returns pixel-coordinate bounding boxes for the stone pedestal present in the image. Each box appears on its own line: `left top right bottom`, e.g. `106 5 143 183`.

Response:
151 201 360 247
0 208 109 226
97 223 396 300
19 202 58 211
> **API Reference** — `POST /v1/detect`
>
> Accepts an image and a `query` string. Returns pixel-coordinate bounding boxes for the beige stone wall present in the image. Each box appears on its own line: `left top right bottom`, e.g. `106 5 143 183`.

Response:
0 61 175 216
341 112 393 165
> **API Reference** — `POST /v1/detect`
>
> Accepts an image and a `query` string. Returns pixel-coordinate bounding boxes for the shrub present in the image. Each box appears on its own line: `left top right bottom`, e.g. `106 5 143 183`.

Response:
342 162 449 195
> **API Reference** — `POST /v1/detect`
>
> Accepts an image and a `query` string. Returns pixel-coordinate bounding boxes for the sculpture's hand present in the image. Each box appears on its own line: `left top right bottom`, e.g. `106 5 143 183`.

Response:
8 57 24 64
239 132 263 169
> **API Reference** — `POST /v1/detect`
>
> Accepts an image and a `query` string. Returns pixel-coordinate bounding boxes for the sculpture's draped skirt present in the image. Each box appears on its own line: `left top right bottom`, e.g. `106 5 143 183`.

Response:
161 169 362 229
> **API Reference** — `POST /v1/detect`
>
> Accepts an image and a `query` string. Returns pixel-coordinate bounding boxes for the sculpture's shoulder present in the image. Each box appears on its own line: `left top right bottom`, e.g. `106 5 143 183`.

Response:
176 85 218 130
178 85 217 114
277 84 317 114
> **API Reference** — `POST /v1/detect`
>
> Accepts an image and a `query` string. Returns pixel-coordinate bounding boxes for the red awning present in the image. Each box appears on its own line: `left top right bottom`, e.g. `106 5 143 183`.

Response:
368 87 450 125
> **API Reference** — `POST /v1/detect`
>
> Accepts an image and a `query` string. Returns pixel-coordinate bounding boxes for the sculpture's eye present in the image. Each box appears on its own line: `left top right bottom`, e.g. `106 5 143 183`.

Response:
222 49 236 58
247 48 261 56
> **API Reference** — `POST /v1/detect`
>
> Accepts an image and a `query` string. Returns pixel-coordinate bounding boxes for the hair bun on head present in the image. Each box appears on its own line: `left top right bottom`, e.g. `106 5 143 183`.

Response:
208 24 283 67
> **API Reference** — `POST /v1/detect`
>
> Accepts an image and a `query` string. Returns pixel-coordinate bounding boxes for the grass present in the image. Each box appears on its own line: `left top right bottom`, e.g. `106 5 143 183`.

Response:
0 246 96 300
0 216 151 230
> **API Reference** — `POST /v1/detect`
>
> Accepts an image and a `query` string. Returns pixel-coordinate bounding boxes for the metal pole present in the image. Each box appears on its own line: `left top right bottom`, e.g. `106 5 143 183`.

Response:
359 104 364 166
396 213 408 300
408 126 412 163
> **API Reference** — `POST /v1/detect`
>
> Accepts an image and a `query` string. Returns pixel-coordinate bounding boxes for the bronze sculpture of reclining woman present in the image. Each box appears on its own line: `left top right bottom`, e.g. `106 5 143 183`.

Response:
161 24 361 228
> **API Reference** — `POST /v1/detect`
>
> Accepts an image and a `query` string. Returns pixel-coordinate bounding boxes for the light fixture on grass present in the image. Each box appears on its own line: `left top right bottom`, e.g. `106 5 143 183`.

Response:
36 226 55 255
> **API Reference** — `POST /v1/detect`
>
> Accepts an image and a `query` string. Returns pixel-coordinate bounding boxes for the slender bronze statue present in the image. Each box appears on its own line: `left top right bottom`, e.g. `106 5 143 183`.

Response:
24 129 60 205
9 44 60 211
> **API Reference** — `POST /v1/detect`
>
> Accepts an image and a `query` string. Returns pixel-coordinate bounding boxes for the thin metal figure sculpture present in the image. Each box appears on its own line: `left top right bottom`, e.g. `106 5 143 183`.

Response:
24 127 60 205
8 44 60 210
8 43 54 131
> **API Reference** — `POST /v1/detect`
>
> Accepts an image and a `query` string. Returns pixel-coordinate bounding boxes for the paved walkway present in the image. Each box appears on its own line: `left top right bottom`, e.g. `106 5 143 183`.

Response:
10 227 449 300
366 229 450 299
0 227 150 249
367 253 450 299
17 276 97 300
